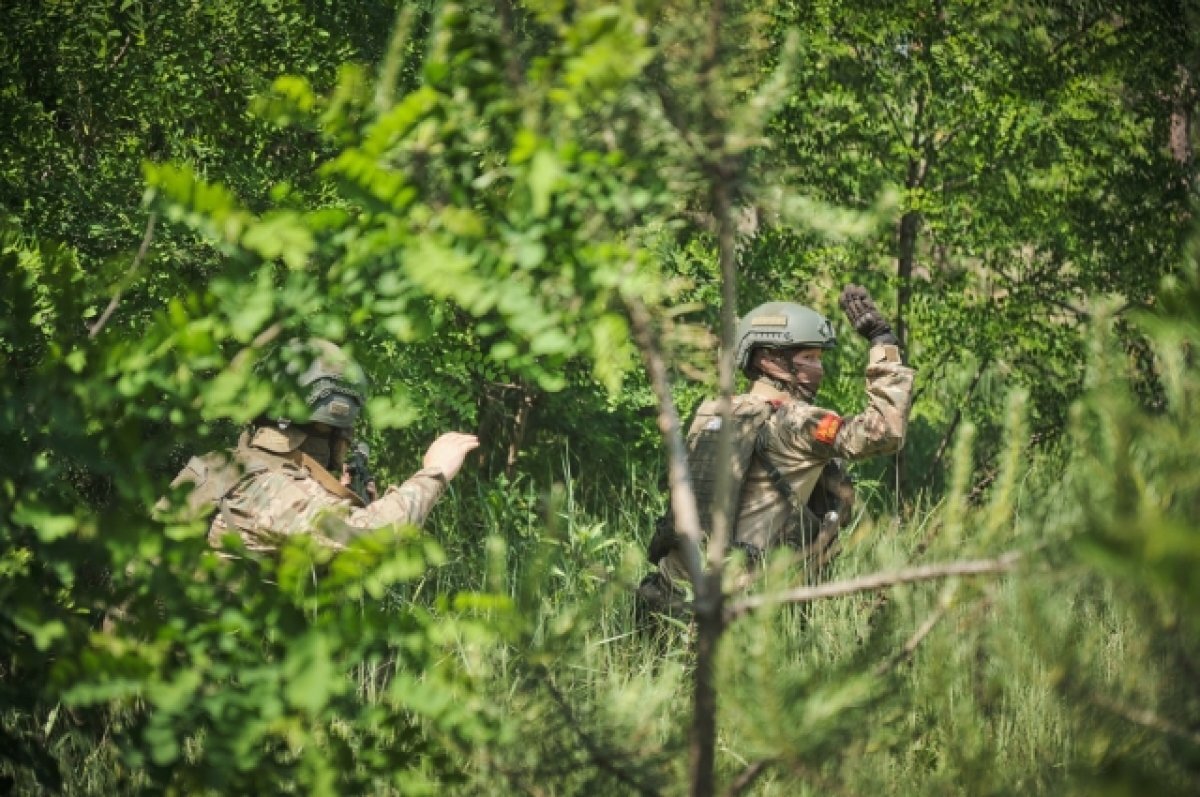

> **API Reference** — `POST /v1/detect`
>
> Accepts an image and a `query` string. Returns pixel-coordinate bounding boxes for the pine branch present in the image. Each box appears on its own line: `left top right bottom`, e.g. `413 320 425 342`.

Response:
725 551 1022 622
1091 695 1200 747
875 590 996 677
541 677 664 797
874 601 950 676
723 760 772 797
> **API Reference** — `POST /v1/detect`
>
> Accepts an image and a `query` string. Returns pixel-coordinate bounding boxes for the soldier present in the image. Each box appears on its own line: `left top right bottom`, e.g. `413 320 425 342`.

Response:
162 338 479 552
644 285 915 607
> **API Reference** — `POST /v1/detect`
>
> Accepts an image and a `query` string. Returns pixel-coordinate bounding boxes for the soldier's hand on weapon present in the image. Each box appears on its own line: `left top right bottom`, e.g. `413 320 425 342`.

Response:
838 284 899 347
423 432 481 481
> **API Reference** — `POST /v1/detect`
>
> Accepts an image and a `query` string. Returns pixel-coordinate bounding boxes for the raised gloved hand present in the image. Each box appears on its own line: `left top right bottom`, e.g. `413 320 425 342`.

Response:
838 284 899 347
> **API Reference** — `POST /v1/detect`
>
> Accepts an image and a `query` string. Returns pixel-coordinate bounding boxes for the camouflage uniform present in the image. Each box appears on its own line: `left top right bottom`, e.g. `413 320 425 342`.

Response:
658 342 914 586
167 425 448 553
160 338 473 554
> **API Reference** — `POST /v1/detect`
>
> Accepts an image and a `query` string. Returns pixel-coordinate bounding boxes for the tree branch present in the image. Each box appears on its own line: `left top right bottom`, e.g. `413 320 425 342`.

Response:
876 589 997 678
722 760 773 797
88 212 157 339
926 358 989 479
725 551 1023 622
625 297 706 591
1048 10 1112 63
908 347 955 405
1090 694 1200 747
875 601 950 676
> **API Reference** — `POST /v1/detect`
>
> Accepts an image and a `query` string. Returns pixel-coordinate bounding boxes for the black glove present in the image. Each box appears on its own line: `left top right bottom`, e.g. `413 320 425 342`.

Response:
838 284 899 347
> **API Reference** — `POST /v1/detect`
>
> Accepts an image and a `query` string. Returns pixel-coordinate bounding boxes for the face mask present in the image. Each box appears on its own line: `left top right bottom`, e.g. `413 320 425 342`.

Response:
789 359 824 400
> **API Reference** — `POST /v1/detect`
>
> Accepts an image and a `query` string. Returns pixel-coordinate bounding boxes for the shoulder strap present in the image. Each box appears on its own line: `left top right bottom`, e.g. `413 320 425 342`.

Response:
244 431 365 507
752 419 835 551
297 452 365 508
753 406 796 504
171 451 248 518
756 441 796 503
751 410 828 545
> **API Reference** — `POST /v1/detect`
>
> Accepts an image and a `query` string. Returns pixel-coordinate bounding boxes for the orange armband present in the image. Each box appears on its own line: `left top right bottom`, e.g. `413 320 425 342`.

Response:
813 412 843 445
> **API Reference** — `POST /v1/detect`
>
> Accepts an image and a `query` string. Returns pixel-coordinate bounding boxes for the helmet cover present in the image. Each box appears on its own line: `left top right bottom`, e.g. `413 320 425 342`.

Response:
284 338 368 430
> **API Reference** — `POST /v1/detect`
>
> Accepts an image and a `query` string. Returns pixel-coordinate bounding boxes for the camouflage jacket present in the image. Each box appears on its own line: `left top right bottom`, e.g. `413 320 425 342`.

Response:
660 343 914 584
733 342 913 550
165 427 447 553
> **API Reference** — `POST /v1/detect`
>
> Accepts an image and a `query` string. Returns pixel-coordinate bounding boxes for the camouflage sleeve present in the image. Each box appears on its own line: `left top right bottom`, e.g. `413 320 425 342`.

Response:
154 451 242 522
778 344 915 462
347 467 448 529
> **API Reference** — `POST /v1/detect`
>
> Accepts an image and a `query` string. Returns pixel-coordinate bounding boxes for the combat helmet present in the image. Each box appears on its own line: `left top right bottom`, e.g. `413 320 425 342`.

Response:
284 338 368 429
734 301 836 373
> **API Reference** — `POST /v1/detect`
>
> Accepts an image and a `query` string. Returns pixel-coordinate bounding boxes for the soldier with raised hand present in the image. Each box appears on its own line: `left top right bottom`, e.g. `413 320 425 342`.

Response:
644 285 915 607
163 338 479 552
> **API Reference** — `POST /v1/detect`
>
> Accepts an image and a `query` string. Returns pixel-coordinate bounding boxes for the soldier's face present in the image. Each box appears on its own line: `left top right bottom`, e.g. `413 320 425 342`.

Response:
775 347 825 398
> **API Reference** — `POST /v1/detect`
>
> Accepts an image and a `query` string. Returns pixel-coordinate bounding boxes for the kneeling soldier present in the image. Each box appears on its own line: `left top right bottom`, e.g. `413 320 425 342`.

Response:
643 285 915 609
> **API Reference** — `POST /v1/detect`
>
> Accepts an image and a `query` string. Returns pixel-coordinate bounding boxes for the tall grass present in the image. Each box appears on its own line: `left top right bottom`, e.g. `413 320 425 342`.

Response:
11 281 1200 796
410 359 1198 796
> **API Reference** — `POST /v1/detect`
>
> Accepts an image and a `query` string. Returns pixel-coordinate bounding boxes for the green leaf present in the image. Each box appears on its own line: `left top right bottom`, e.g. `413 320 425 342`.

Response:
12 503 77 542
12 615 67 651
284 633 335 714
226 268 276 342
528 149 562 218
366 393 420 429
241 213 315 270
148 668 203 714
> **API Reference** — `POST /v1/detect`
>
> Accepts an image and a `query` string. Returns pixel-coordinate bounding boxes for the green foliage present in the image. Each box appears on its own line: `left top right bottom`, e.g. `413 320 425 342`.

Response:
2 0 1199 795
696 255 1200 795
761 0 1192 468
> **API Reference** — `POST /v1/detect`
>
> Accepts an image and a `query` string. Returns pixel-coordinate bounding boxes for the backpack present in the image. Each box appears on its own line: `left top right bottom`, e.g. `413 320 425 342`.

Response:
686 395 777 537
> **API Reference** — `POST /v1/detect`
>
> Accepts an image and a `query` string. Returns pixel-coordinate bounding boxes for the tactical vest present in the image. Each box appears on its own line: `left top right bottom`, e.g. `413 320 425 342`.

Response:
647 395 781 564
164 426 362 537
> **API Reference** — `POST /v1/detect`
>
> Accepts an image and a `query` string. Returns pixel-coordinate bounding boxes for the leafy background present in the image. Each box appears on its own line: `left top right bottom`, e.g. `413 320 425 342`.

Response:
2 0 1199 794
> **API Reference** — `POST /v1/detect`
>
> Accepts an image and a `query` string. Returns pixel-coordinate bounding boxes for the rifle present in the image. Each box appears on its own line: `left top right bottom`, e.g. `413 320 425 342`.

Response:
345 441 377 502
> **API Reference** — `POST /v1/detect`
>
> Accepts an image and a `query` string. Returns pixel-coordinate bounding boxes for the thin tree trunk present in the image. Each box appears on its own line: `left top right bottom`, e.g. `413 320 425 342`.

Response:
895 157 924 497
690 156 738 797
504 386 536 480
1169 65 1194 167
689 0 735 790
626 299 706 590
927 359 988 481
895 88 930 496
896 207 920 351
